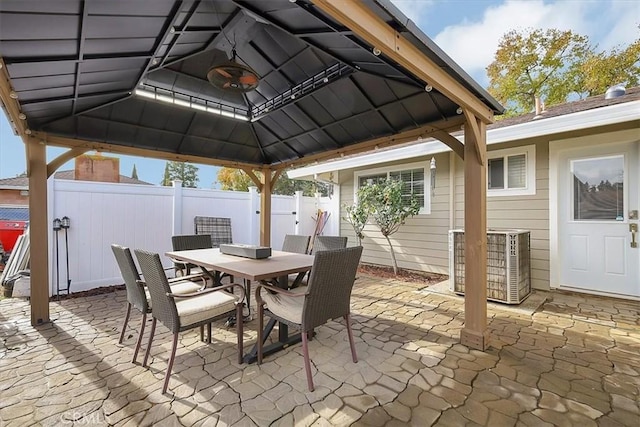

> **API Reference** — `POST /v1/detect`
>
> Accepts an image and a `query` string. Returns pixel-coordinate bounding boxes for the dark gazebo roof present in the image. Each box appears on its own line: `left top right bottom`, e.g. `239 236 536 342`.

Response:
0 0 502 168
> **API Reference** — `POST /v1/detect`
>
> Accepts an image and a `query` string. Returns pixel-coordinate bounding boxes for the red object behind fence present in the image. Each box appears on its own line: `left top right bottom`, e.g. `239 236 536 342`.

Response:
0 220 27 253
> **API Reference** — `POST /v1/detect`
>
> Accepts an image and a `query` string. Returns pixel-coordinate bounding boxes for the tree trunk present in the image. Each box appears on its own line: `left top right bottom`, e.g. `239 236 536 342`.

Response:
384 235 398 275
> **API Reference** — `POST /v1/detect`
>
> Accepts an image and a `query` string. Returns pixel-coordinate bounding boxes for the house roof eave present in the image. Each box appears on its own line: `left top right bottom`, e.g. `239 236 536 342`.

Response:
288 99 640 180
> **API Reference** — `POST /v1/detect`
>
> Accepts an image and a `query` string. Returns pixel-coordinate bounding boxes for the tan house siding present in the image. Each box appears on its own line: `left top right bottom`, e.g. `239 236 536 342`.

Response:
335 119 637 291
339 152 452 275
455 138 550 290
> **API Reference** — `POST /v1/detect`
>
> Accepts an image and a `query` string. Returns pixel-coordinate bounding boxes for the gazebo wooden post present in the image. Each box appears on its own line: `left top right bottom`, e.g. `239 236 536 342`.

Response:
461 112 489 350
259 168 272 247
26 138 50 326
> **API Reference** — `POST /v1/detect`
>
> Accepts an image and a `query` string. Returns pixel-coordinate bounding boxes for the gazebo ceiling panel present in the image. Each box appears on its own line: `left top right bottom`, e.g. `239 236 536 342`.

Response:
0 0 502 168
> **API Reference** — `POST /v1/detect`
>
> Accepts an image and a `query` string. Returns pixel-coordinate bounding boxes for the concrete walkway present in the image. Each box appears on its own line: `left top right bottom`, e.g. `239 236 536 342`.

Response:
1 275 638 426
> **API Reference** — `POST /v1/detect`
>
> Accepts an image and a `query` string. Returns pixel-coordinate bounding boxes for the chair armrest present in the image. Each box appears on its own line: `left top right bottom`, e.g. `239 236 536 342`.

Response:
168 272 207 282
255 282 307 306
167 282 245 301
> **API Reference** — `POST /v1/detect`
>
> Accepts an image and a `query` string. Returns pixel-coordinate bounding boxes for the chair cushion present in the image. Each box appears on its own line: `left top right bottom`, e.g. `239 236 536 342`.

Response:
144 280 202 311
260 286 307 324
176 291 238 327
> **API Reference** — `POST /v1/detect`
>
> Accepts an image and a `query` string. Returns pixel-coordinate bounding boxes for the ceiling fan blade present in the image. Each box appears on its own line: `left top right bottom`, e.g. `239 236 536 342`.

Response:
214 67 233 79
239 74 259 85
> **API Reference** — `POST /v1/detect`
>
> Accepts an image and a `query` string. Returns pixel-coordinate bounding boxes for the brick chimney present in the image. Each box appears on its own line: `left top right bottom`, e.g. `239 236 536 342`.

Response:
74 153 120 183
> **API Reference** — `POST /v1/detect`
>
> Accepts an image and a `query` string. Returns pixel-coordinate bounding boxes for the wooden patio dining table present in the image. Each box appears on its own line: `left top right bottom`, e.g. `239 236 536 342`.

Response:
165 248 314 363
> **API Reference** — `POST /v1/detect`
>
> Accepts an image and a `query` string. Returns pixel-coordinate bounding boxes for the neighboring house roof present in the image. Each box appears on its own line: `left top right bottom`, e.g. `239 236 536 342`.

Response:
0 171 152 189
289 87 640 179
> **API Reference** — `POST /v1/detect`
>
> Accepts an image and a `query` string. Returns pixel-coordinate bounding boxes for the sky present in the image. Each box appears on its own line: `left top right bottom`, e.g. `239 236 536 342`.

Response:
1 0 638 187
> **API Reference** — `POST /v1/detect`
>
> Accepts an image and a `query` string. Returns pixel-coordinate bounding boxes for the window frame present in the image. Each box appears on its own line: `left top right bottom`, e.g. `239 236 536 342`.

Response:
353 161 431 215
487 145 536 197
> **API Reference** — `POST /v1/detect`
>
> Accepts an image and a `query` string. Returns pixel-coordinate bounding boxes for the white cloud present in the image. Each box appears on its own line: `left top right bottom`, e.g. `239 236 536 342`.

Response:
597 0 640 50
432 0 594 84
390 0 435 25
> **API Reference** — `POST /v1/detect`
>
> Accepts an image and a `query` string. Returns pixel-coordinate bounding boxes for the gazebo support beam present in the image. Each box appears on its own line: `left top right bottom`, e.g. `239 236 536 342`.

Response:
241 168 263 191
47 147 88 178
432 131 464 160
461 113 489 350
27 138 50 326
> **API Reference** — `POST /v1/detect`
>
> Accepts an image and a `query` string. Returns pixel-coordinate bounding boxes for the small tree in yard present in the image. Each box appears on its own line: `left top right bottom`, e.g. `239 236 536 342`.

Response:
359 178 420 275
343 202 369 247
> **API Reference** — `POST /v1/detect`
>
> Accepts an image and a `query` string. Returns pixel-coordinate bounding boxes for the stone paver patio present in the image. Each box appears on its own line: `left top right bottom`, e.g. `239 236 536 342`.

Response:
1 275 639 426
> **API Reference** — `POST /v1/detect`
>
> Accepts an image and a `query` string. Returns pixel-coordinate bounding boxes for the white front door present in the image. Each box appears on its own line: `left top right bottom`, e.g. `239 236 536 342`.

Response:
558 141 639 298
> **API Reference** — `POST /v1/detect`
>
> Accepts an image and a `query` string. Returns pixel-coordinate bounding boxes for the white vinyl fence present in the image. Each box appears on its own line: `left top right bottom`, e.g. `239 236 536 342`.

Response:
46 179 339 295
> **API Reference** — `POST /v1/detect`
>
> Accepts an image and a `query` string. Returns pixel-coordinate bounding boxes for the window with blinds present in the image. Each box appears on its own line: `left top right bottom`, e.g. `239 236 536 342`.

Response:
487 145 536 196
354 161 430 214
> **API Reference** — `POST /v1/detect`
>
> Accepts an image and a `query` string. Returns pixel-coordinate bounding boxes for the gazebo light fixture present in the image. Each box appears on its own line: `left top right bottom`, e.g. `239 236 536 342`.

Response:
372 47 381 56
9 91 18 99
425 84 433 92
456 107 463 114
18 113 26 120
135 87 249 122
25 129 32 135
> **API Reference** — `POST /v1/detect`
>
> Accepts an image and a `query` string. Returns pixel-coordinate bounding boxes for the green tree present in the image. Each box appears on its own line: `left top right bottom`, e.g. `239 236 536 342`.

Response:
358 178 420 275
487 28 591 115
579 40 640 97
217 167 252 191
343 202 369 247
216 167 329 196
487 28 640 116
131 164 138 180
161 161 199 188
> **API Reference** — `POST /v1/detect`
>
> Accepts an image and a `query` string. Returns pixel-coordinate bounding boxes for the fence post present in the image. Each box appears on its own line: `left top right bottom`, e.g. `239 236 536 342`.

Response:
294 190 303 235
172 180 183 236
249 186 259 245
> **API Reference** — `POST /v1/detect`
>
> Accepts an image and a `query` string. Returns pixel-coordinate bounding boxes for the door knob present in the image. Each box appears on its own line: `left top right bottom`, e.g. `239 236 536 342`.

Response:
630 223 638 248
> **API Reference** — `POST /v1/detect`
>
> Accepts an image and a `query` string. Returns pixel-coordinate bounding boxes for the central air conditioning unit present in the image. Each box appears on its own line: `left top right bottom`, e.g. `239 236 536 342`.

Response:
449 229 531 304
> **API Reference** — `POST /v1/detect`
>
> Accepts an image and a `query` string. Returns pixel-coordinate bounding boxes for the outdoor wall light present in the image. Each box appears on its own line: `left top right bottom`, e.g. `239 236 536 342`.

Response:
53 218 62 231
61 216 70 229
430 157 437 193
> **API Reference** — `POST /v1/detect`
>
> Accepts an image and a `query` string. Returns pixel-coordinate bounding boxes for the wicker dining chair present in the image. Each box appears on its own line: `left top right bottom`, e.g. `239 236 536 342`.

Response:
282 234 311 254
194 216 233 248
255 246 363 391
111 244 203 363
171 234 212 277
280 234 312 288
313 235 348 253
134 249 245 394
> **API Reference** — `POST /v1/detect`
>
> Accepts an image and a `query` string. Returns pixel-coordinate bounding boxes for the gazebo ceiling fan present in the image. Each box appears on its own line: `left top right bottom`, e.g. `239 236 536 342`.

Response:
206 49 259 93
